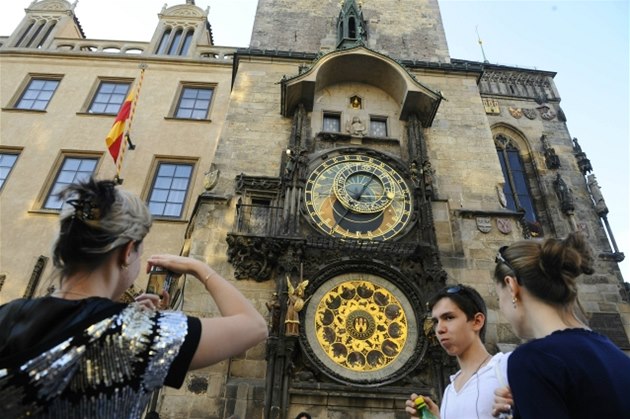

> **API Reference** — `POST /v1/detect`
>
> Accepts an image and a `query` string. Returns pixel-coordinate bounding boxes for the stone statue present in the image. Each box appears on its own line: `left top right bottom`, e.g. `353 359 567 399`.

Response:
347 116 366 136
541 134 560 169
422 160 434 197
554 173 574 214
587 174 609 216
284 148 298 179
285 276 308 336
409 161 420 187
266 292 281 335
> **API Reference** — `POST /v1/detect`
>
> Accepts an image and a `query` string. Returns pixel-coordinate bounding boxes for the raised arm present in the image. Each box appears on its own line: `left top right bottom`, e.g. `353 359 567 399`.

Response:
147 254 268 370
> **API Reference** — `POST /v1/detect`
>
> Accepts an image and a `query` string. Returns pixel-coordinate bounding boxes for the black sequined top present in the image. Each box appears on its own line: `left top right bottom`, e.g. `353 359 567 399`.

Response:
0 297 201 418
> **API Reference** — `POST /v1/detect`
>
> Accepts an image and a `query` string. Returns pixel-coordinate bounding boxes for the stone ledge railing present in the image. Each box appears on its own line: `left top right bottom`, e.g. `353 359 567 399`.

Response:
0 36 237 61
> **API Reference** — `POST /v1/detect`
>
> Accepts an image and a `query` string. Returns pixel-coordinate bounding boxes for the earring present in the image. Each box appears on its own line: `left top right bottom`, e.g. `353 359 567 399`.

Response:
512 296 518 308
121 263 129 271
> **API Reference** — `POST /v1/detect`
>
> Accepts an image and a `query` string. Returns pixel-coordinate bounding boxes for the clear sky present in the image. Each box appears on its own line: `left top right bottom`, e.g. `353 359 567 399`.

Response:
1 0 628 281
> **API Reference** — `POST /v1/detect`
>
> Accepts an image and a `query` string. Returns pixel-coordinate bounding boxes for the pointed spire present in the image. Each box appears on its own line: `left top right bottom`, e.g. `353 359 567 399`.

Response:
476 26 489 63
337 0 367 49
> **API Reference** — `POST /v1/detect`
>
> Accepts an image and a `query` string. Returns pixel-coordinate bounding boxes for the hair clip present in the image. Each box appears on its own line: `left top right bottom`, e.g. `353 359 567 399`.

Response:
67 198 101 221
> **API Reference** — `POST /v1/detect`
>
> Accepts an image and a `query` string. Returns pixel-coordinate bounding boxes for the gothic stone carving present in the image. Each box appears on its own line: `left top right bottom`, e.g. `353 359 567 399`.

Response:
226 235 282 281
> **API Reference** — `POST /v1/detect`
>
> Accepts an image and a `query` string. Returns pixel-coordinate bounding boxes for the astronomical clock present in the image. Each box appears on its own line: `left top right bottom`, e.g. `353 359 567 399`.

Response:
300 150 424 385
304 154 413 240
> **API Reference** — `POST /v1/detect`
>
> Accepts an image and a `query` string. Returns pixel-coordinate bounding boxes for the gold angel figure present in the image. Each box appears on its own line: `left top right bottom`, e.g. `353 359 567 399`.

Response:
285 276 309 336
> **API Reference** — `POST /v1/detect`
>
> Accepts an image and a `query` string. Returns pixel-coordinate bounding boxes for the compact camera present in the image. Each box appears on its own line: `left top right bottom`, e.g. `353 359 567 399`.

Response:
146 266 176 295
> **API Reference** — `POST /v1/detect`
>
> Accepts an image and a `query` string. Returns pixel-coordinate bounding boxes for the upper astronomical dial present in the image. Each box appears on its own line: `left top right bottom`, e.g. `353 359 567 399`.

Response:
304 154 413 240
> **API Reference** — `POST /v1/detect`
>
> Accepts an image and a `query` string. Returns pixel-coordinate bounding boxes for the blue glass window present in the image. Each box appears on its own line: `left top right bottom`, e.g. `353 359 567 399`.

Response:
148 162 193 218
44 157 98 210
0 152 19 190
16 78 60 110
175 87 213 119
89 81 130 114
496 138 537 223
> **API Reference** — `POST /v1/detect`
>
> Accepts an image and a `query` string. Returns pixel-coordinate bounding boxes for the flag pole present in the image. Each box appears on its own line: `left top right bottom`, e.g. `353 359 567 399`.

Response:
114 63 147 184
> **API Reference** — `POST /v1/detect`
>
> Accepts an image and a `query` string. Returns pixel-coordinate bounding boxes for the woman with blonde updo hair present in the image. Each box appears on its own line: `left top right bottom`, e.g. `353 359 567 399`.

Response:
0 178 268 418
491 232 630 418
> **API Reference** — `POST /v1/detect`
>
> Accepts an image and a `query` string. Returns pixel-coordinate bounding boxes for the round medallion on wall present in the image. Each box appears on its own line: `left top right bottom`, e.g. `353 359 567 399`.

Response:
303 272 420 385
304 154 413 240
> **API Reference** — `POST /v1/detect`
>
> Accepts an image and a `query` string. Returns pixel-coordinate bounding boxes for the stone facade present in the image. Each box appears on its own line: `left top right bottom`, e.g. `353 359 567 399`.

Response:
1 1 628 419
250 0 449 63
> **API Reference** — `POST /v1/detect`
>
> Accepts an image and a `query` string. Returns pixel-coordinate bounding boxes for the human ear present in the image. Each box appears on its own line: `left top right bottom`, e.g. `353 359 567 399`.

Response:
472 312 485 331
505 276 520 300
120 240 136 265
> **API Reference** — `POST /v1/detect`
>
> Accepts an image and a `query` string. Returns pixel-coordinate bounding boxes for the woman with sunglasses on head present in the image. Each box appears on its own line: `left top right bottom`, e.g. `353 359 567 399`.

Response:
405 284 511 418
492 232 630 418
0 178 268 418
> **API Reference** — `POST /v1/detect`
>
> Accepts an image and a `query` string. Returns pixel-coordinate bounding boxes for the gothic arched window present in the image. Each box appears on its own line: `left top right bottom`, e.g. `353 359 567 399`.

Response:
156 26 195 56
495 134 541 234
13 19 57 49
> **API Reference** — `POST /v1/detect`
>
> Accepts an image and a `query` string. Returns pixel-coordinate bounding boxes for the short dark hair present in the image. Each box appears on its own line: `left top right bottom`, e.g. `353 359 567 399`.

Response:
427 284 487 341
295 412 312 419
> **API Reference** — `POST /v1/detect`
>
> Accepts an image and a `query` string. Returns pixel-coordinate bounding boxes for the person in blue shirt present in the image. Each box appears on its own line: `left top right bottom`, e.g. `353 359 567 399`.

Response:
493 232 630 418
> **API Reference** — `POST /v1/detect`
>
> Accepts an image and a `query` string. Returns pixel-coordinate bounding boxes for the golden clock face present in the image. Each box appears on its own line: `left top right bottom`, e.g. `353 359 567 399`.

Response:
303 273 419 384
314 280 408 372
304 154 413 240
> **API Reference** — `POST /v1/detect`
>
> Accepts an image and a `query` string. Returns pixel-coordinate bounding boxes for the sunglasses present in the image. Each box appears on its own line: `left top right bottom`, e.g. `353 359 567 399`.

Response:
495 246 520 282
445 285 485 316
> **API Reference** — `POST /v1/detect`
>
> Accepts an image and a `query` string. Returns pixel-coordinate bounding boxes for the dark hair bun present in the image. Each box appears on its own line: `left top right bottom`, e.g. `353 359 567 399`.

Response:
60 178 117 221
539 232 594 283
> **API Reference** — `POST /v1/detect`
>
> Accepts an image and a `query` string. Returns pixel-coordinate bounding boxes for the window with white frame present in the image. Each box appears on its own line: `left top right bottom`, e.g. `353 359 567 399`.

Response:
16 77 61 110
43 156 99 210
88 81 131 114
174 86 214 120
147 161 194 218
0 151 20 191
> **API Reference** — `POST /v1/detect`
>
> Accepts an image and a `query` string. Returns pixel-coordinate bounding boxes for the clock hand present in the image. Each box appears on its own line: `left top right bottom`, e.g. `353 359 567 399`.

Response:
330 173 378 235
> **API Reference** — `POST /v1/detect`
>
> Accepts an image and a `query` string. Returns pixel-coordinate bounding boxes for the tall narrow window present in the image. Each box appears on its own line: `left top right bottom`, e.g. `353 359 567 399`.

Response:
147 161 194 218
167 29 183 55
13 20 35 47
88 81 131 114
348 17 356 38
0 151 20 191
156 28 172 54
36 21 56 48
16 78 60 110
24 21 45 48
155 27 194 56
44 156 98 210
323 113 341 132
496 135 537 224
175 86 213 119
180 30 194 56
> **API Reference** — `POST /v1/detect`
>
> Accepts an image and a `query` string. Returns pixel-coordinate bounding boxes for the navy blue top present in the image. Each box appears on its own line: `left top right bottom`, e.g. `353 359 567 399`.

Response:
508 328 630 419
